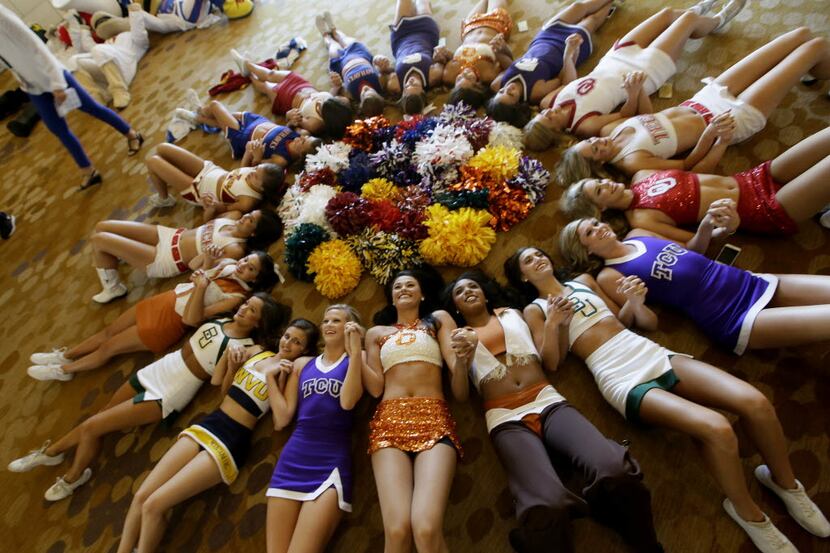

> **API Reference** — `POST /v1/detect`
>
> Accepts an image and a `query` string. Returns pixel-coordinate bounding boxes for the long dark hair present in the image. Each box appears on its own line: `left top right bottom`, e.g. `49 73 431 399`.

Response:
247 209 282 253
285 317 320 357
250 292 290 348
441 269 519 326
372 266 444 329
248 250 279 292
485 97 532 128
447 85 489 109
503 246 572 305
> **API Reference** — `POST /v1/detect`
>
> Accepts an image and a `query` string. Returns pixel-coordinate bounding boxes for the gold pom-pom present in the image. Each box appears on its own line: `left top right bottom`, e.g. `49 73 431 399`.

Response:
307 239 362 298
466 145 521 181
420 205 495 266
361 178 400 202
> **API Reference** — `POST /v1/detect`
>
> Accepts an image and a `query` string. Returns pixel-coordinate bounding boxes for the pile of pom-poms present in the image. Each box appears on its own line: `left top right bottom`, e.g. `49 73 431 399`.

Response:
278 103 551 298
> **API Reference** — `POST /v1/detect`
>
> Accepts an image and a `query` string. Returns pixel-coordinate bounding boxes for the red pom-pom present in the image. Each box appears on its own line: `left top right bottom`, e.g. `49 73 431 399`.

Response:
395 209 428 240
325 192 371 236
298 168 337 192
368 199 403 232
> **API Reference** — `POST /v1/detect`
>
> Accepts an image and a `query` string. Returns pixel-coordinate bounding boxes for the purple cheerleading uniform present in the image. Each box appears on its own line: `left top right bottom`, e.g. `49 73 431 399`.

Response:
267 354 354 511
502 21 592 102
329 42 384 99
606 237 777 354
225 113 298 163
390 15 440 88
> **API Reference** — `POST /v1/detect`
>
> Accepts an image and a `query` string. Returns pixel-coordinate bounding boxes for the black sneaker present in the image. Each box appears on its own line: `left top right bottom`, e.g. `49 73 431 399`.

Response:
0 213 16 239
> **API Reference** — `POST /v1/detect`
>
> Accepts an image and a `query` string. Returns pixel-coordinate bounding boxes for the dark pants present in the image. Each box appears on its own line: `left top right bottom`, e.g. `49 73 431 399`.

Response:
27 71 130 168
490 402 660 553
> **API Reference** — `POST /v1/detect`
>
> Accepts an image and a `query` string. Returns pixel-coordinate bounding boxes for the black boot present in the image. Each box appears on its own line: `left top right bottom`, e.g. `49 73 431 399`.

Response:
7 103 40 137
0 88 28 120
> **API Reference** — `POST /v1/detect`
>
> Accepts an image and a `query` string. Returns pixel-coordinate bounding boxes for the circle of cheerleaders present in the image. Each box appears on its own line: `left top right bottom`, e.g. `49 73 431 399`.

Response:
277 103 551 298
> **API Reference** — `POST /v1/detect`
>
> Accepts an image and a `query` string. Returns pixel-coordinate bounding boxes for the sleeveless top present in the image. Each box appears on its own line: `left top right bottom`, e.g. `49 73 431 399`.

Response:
344 62 383 99
173 264 249 316
630 170 700 224
296 353 353 432
501 28 571 102
195 218 246 256
219 169 262 204
555 70 625 132
453 43 496 77
610 113 678 162
469 309 539 390
379 323 442 372
532 281 614 346
260 124 299 163
188 318 254 376
228 350 274 417
391 16 439 89
604 237 776 352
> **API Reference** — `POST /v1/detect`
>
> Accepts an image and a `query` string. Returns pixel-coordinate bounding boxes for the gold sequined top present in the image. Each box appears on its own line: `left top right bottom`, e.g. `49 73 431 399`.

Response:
379 322 442 372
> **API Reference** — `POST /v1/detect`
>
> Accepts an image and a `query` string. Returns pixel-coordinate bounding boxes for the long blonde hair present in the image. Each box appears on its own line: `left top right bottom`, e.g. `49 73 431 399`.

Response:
558 219 606 276
555 147 614 188
560 179 602 220
522 118 573 152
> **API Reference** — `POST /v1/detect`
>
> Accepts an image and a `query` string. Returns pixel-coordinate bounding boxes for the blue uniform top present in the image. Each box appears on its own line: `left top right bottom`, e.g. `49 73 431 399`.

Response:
390 15 440 89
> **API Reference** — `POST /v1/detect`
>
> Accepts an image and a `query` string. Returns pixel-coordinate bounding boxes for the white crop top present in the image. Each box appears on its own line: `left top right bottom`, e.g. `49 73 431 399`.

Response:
533 281 614 347
195 218 246 256
470 309 539 390
219 169 262 203
228 350 273 418
610 113 678 163
174 264 249 316
379 323 442 372
188 318 254 376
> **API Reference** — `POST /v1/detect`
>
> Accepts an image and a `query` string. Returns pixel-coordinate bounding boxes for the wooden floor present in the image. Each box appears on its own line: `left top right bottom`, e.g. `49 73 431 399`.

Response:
0 0 828 551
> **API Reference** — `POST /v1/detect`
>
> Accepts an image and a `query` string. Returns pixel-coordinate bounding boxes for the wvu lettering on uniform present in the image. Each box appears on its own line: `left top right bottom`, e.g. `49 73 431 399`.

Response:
234 369 269 401
198 326 219 349
302 378 342 399
651 243 687 280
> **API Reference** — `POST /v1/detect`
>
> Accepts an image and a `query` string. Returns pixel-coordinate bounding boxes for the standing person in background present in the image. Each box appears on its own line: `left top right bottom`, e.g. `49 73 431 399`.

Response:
0 3 144 190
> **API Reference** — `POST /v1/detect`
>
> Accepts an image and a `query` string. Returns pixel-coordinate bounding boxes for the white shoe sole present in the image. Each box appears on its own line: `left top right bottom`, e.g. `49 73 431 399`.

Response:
27 365 73 382
92 285 128 304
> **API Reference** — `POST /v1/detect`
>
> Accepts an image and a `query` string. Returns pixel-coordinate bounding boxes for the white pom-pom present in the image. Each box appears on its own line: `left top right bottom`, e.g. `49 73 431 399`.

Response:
488 122 524 150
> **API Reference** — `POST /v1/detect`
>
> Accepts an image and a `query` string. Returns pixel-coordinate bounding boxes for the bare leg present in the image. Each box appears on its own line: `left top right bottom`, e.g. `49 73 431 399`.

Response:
136 450 222 553
157 143 206 176
324 34 346 60
46 380 137 457
250 74 279 104
62 399 161 483
285 490 344 553
486 0 509 13
465 0 489 20
638 389 764 522
372 448 415 553
267 498 302 553
410 444 456 553
669 357 796 490
248 65 292 83
146 144 207 198
740 37 830 118
61 325 145 374
65 305 139 359
91 232 157 269
774 156 830 222
770 126 830 182
749 274 830 348
414 0 432 17
117 438 202 553
713 27 814 99
329 30 357 51
552 0 614 32
649 11 719 59
395 0 417 23
196 100 241 130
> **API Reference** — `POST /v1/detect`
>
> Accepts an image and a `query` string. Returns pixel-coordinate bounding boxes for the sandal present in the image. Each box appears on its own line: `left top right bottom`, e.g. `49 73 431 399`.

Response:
127 132 144 156
80 170 102 191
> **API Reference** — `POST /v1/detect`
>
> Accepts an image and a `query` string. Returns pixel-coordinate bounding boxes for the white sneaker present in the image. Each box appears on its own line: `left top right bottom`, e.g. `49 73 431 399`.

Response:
723 499 798 553
314 14 328 35
230 48 250 77
689 0 717 15
174 108 199 125
30 347 69 365
27 364 73 382
755 465 830 537
713 0 748 33
149 193 177 208
92 282 128 304
8 440 65 472
322 11 335 33
44 468 92 501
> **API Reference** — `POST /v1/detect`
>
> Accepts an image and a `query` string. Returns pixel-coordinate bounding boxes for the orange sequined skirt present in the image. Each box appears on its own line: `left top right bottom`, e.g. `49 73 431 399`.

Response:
368 397 462 456
461 7 513 40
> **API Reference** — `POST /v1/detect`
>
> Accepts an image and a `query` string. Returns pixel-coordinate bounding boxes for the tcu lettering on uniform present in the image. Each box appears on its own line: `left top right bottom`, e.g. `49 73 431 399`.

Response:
645 177 677 197
577 78 596 96
198 326 219 349
302 378 342 399
650 243 687 280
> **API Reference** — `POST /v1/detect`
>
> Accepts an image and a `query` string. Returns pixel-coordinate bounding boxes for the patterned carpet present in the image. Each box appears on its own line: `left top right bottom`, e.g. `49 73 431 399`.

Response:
0 0 829 551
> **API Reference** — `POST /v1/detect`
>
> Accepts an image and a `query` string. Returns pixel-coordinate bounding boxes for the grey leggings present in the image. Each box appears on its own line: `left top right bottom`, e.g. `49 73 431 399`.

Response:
489 402 661 553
